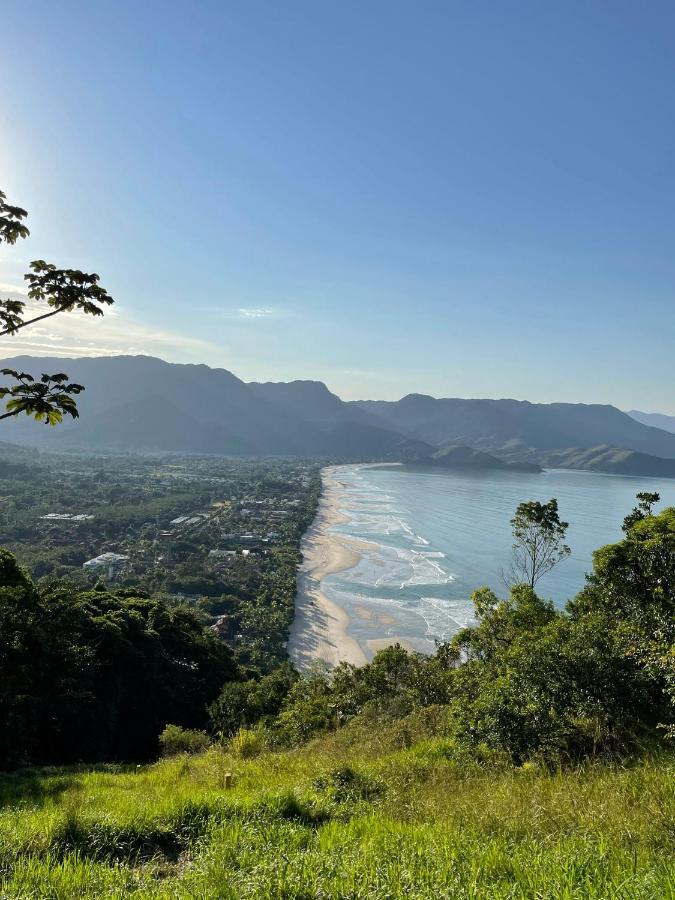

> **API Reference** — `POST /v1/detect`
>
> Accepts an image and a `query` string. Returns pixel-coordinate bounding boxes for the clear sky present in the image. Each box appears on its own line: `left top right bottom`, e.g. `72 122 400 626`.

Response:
2 1 674 410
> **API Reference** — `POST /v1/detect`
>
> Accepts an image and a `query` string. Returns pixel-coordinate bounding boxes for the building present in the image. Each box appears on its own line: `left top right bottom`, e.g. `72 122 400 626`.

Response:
40 513 94 522
83 552 129 579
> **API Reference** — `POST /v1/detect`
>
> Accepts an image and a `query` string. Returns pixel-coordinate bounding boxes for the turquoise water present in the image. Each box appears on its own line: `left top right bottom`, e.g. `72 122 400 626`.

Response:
324 464 675 658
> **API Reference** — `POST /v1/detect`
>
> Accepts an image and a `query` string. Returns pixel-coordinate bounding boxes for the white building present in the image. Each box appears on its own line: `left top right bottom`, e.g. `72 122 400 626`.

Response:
83 552 129 579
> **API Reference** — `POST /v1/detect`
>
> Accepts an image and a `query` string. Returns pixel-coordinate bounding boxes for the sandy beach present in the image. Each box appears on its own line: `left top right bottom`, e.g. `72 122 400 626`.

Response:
287 469 368 669
288 465 422 670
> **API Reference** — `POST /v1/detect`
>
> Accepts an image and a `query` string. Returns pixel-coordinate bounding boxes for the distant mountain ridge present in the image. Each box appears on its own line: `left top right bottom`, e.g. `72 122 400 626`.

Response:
627 410 675 435
2 355 675 477
428 444 541 473
354 395 675 458
536 445 675 478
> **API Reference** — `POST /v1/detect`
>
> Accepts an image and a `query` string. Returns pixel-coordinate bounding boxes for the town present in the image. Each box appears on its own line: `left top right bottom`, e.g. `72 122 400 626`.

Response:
0 447 320 668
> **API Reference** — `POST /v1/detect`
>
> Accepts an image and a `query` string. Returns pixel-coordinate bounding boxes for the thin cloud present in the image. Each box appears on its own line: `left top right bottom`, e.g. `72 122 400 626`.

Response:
0 282 27 295
238 307 276 319
0 305 220 362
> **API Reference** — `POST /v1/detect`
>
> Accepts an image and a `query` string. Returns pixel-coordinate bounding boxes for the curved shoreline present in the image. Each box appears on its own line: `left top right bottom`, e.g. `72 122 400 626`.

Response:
287 469 368 670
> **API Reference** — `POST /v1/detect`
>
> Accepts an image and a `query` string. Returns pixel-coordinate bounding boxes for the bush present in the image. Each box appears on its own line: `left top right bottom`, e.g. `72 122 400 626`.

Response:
313 765 384 802
229 727 265 759
208 663 298 738
159 724 211 757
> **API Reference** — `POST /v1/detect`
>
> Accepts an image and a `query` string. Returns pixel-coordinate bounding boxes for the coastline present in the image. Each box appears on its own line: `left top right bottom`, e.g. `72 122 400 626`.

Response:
289 463 426 670
287 468 368 670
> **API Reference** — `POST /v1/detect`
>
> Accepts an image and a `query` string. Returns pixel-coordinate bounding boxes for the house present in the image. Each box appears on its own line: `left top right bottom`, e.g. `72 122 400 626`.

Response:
83 552 129 579
41 513 94 522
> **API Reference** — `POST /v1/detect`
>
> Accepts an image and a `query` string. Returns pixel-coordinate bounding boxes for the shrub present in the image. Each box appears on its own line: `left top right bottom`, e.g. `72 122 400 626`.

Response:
208 663 298 738
229 727 265 759
159 724 211 758
313 765 384 802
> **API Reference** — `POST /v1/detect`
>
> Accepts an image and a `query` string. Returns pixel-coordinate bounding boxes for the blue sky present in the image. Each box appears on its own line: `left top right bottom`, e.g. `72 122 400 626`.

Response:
2 1 674 410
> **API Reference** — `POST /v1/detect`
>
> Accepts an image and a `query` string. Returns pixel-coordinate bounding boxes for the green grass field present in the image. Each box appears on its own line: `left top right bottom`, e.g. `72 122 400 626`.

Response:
1 711 674 899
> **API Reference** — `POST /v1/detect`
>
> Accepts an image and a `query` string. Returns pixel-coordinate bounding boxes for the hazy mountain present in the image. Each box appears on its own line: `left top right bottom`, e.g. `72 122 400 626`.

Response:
627 410 675 435
2 355 308 454
0 355 410 459
62 394 253 454
249 380 377 427
373 441 541 471
354 395 675 459
430 444 541 472
2 355 675 476
537 445 675 478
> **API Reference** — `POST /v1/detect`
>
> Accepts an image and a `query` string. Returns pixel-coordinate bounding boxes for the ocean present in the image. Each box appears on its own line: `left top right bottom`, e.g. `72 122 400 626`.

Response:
322 463 675 658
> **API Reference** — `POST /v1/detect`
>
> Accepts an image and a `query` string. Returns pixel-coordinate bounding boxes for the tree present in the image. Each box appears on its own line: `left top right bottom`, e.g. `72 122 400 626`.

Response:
573 496 675 734
622 491 660 532
447 571 666 762
0 190 29 244
508 498 571 588
0 548 239 767
0 549 43 767
209 663 298 738
0 187 113 426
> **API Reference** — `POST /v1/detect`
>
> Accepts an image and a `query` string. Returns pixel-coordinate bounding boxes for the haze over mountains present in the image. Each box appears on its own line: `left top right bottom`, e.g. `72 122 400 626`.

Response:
2 355 675 477
626 410 675 435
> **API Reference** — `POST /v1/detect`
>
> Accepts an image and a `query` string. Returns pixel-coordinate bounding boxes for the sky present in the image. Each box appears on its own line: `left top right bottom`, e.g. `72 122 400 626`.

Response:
2 1 674 410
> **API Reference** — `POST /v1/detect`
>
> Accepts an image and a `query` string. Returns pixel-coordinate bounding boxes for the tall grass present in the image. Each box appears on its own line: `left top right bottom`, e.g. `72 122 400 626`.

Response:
1 714 674 898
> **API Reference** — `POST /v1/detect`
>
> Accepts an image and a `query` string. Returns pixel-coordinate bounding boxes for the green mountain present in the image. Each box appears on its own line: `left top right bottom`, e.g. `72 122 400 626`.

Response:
2 355 675 476
355 394 675 458
430 444 541 472
538 444 675 477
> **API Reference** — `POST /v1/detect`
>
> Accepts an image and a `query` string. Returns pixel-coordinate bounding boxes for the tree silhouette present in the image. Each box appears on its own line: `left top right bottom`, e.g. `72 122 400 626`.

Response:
0 188 113 425
508 498 571 588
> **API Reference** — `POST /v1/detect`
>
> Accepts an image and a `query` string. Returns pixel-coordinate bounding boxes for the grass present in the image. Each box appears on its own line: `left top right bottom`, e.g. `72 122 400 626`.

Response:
1 710 675 898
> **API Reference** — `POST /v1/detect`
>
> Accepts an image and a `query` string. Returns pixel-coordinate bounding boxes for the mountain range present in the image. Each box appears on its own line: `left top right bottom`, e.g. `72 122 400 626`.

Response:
626 410 675 435
1 355 675 477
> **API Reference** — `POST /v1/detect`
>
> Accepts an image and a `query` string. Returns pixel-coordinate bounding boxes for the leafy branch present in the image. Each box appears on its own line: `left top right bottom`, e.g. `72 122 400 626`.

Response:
0 190 29 245
0 369 84 425
0 186 113 426
0 261 113 337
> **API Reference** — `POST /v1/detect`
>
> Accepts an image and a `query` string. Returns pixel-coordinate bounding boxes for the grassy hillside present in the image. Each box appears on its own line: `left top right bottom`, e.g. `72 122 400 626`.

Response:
1 711 674 898
1 487 673 897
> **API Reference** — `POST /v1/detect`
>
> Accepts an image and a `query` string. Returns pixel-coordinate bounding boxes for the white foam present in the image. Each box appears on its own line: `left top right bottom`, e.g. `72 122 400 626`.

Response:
323 584 474 645
416 596 476 640
330 496 455 590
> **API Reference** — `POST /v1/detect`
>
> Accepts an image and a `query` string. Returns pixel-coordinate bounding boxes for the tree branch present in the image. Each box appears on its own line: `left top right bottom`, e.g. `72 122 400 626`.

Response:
0 305 67 337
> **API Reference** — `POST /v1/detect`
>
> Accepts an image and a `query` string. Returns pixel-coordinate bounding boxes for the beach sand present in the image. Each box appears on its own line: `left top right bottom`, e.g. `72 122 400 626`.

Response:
366 637 416 654
288 465 420 670
287 470 368 670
